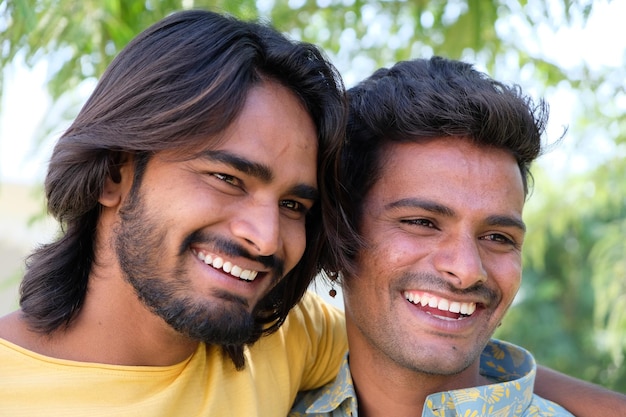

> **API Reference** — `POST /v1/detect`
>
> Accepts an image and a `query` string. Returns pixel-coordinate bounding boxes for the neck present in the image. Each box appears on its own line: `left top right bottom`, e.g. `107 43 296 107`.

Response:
348 349 489 417
57 267 200 366
70 290 199 365
2 268 199 367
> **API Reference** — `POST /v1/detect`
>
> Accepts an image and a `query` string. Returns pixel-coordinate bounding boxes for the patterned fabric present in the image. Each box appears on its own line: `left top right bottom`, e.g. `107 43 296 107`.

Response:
290 339 573 417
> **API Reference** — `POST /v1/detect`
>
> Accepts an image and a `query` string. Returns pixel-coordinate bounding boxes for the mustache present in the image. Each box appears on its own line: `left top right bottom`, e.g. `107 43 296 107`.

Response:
396 271 498 302
181 230 284 274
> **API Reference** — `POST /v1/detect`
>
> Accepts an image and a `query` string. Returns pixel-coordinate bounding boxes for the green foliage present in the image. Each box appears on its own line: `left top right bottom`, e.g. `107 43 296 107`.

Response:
0 0 261 101
496 160 626 391
263 0 577 85
1 0 625 390
2 0 585 98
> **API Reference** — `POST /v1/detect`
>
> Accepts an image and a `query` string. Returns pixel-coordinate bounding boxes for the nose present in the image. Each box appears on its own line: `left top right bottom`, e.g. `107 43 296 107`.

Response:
432 234 487 288
230 201 281 257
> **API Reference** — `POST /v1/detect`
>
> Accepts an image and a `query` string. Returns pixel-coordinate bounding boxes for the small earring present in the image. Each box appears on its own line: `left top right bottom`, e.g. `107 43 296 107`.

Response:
329 277 337 298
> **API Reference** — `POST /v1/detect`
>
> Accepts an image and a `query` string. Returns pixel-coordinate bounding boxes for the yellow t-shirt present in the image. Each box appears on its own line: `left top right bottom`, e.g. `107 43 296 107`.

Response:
0 291 347 417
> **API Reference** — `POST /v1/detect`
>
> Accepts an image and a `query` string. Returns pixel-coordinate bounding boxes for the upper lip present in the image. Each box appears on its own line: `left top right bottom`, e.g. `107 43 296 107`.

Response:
191 248 264 281
403 290 480 316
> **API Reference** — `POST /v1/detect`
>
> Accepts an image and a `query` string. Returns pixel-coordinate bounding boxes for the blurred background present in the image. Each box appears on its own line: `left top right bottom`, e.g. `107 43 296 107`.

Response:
1 0 624 391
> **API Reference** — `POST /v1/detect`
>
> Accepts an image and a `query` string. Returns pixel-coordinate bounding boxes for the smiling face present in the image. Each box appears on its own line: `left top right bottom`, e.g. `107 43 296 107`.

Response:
343 137 526 383
113 81 318 345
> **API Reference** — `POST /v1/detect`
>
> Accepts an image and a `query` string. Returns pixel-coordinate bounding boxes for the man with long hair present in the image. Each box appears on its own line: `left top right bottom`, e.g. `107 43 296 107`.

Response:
0 10 349 415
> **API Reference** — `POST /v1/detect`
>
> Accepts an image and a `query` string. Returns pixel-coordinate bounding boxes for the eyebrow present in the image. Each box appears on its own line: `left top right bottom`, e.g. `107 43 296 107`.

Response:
485 214 526 233
387 198 453 216
386 198 526 232
201 150 273 182
200 149 319 201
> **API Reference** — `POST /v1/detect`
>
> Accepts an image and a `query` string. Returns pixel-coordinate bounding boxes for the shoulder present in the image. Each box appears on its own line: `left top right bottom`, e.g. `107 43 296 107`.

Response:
289 353 354 417
282 291 346 340
0 311 37 349
277 291 348 391
525 395 575 416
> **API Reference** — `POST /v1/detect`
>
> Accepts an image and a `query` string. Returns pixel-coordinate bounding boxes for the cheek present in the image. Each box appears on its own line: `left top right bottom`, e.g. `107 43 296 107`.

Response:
282 221 308 268
510 274 522 300
352 238 405 293
371 233 428 273
386 242 416 266
497 260 523 303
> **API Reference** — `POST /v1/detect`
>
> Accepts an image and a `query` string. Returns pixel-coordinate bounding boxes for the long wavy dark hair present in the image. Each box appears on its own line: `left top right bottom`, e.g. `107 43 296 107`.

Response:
20 9 348 369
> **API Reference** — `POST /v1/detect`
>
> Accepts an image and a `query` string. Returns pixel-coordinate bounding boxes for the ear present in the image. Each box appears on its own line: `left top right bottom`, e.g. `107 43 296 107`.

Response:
99 153 134 208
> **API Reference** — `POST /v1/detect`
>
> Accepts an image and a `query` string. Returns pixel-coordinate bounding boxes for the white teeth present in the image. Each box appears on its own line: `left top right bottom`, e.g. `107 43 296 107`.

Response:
193 251 259 281
406 293 419 304
460 303 469 315
403 291 477 317
231 265 242 278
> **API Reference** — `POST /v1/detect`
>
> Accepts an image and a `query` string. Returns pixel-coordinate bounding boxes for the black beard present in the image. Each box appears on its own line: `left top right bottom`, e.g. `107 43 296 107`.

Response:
128 274 257 345
114 188 261 346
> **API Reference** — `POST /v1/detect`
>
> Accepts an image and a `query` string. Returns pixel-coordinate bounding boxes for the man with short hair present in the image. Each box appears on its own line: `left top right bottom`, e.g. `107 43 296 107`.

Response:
291 56 626 416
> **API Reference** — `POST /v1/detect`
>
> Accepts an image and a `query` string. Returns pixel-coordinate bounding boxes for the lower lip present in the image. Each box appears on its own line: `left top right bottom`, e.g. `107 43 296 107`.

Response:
403 297 481 334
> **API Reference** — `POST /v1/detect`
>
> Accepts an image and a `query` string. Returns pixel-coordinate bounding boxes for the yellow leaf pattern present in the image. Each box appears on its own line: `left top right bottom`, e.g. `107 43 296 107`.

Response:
290 339 574 417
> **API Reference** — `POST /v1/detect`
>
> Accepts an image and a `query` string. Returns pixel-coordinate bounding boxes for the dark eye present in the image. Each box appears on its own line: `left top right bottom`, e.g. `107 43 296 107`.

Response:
280 200 306 213
482 233 516 246
402 218 436 228
279 199 312 221
213 173 240 187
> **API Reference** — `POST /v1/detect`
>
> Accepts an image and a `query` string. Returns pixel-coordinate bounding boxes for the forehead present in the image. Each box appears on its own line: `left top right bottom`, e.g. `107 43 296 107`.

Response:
218 81 317 150
232 82 316 169
370 138 525 213
156 82 319 188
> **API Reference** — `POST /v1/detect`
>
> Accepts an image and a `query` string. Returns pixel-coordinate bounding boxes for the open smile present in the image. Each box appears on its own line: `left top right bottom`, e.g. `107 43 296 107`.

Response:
191 249 260 281
403 291 478 320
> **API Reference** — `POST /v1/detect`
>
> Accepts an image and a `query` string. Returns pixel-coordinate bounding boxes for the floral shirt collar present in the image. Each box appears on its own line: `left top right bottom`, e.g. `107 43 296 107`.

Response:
290 339 572 417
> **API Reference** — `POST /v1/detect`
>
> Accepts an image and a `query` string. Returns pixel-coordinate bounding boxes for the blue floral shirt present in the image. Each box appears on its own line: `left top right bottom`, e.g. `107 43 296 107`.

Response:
290 339 573 417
